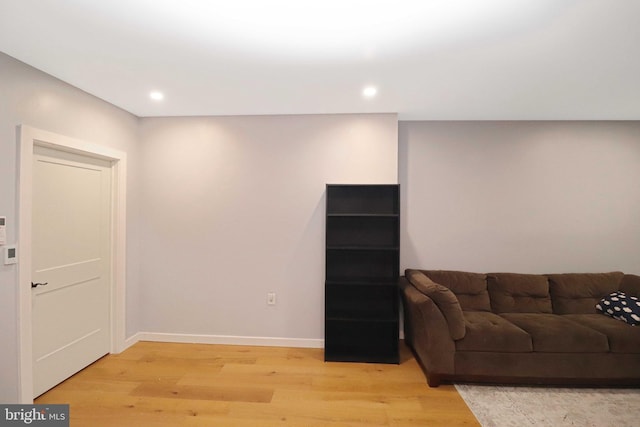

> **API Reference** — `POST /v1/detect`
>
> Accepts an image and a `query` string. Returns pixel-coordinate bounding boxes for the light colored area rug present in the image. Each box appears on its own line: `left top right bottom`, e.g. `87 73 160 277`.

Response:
455 384 640 427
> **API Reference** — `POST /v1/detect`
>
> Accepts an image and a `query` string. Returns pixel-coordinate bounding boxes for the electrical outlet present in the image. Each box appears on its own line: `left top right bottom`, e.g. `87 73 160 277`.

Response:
267 292 276 305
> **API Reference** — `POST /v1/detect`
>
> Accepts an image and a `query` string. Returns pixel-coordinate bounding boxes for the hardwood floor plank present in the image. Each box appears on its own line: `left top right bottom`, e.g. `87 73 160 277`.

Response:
179 368 314 390
131 383 274 403
36 388 231 427
272 389 424 409
34 341 479 426
226 400 390 426
69 357 189 384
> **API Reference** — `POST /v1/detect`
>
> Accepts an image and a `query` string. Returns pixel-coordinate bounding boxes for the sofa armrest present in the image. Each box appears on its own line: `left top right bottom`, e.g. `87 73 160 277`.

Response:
400 277 456 385
405 270 466 340
621 274 640 297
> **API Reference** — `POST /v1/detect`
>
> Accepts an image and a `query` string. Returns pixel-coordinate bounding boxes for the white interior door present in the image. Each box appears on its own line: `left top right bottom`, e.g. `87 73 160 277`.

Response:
32 146 112 397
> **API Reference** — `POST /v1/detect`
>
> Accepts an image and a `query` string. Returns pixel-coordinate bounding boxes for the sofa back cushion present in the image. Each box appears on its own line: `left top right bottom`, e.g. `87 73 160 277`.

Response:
547 272 624 314
419 270 490 312
487 273 552 313
405 270 466 340
620 274 640 297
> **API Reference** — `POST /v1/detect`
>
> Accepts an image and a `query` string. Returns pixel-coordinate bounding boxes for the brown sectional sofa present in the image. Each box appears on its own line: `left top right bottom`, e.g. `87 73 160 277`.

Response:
400 269 640 387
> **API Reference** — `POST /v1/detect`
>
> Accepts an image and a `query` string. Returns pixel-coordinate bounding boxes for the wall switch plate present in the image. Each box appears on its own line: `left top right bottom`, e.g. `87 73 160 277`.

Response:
4 245 17 265
267 292 276 305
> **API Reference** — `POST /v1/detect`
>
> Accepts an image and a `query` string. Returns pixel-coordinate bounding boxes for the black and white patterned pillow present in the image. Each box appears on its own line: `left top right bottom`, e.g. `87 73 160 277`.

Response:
596 291 640 326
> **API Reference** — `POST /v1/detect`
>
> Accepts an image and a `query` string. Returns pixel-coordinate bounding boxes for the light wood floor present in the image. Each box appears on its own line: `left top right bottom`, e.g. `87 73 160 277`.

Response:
35 341 479 426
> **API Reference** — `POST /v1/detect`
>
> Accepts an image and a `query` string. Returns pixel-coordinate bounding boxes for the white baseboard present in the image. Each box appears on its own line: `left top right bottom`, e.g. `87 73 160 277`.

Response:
122 333 141 351
123 332 324 349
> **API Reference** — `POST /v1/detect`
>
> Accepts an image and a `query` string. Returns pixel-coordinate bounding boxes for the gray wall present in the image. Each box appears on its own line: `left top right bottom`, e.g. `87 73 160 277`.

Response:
399 121 640 275
0 52 141 402
138 114 398 340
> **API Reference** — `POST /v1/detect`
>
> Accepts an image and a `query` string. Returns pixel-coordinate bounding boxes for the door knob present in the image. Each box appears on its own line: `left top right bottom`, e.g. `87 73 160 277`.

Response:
31 282 48 288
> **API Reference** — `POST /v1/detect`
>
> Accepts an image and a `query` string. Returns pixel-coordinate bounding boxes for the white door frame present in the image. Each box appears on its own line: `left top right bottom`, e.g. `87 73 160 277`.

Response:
17 125 127 403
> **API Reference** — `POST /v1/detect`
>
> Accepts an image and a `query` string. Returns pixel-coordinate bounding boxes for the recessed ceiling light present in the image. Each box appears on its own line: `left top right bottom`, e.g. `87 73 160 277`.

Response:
149 91 164 101
363 86 378 98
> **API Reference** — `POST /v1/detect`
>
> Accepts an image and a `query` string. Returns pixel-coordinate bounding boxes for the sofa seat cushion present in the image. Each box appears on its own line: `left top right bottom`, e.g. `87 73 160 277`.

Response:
547 272 624 314
487 273 552 313
419 270 491 312
456 311 532 352
501 313 609 353
563 314 640 353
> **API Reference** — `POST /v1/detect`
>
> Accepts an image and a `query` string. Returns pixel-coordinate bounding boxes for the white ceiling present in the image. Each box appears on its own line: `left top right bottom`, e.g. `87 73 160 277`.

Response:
1 0 639 120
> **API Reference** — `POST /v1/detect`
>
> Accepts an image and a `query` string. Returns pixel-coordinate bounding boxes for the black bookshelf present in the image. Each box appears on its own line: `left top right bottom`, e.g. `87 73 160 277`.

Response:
324 184 400 363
